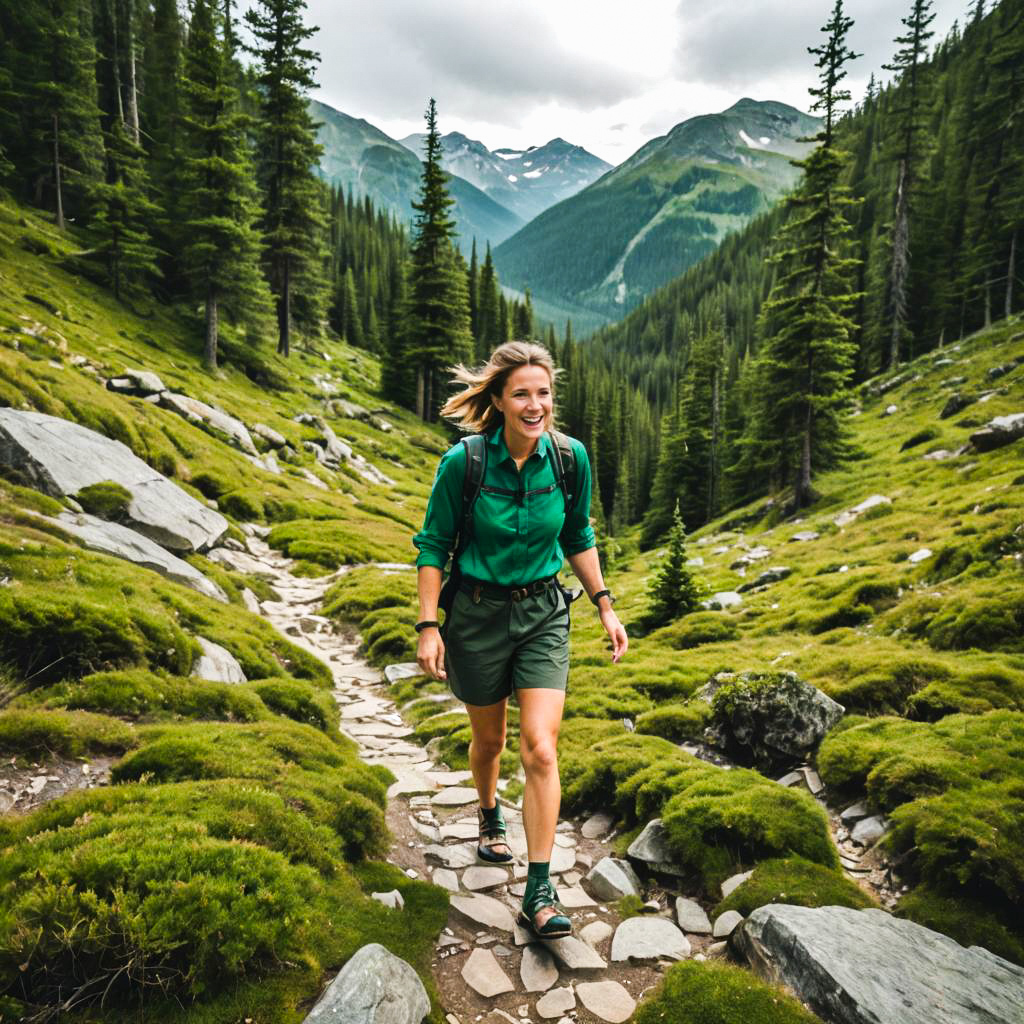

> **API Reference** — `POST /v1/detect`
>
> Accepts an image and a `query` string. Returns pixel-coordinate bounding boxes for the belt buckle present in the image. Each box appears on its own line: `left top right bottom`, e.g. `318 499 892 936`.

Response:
531 580 547 597
510 587 526 602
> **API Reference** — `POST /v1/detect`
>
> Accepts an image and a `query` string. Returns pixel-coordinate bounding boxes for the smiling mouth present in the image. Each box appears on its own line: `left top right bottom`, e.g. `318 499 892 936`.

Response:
522 415 543 426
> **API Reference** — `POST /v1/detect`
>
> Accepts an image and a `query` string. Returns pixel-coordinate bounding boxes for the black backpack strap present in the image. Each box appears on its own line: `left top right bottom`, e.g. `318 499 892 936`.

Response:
547 429 576 513
457 433 488 552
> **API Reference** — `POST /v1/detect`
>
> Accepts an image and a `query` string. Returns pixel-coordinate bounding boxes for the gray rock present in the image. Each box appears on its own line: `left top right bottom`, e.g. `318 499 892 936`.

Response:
576 981 636 1024
192 636 246 683
385 662 423 684
207 545 267 575
44 511 228 602
713 911 744 938
462 866 509 891
586 857 642 901
970 412 1024 452
423 844 478 870
536 987 575 1019
431 786 479 807
707 941 728 957
251 422 288 448
834 494 891 528
520 944 559 992
371 890 404 910
776 771 803 788
851 815 887 847
700 590 743 610
106 368 167 395
907 547 933 564
546 934 607 969
430 868 459 893
579 920 614 948
790 530 820 542
610 916 690 962
735 904 1024 1024
558 885 597 908
549 844 577 874
675 898 712 935
241 588 262 615
158 391 257 454
720 870 753 899
450 894 515 932
301 943 428 1024
737 566 792 592
0 410 227 552
461 948 514 998
939 392 976 419
702 669 844 772
839 801 870 827
626 818 686 878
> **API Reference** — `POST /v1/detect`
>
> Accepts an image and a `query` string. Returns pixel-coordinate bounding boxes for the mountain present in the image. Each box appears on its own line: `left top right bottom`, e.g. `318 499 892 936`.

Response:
399 132 613 223
493 98 820 320
310 99 523 251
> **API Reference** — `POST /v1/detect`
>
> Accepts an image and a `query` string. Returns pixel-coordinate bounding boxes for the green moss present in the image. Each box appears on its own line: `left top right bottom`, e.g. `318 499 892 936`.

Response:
0 707 137 756
633 961 821 1024
191 471 230 499
713 856 875 918
323 568 418 665
636 700 711 743
923 594 1024 652
248 678 339 733
656 611 740 649
900 427 941 451
2 483 63 516
219 488 265 522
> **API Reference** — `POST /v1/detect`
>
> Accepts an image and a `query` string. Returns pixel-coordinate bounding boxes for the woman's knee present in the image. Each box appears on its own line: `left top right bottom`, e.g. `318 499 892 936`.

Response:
471 731 506 762
520 735 558 774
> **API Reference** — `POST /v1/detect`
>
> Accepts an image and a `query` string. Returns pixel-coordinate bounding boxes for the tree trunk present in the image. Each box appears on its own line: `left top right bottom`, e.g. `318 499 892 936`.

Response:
888 159 910 370
205 284 218 370
124 0 140 144
984 274 992 328
415 364 426 420
798 400 813 509
53 113 64 230
277 257 291 357
108 0 125 125
1007 227 1017 319
707 361 720 522
426 366 434 422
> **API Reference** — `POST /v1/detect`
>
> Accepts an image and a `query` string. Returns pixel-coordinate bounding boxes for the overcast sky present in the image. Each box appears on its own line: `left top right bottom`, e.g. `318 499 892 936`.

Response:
252 0 968 165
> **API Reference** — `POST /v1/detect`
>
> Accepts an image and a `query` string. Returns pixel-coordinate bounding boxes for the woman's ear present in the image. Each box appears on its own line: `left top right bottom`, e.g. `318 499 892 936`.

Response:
490 391 503 412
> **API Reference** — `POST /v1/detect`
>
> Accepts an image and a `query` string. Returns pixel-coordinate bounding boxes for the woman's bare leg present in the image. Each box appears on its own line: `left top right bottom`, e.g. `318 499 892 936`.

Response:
517 688 565 863
466 698 508 805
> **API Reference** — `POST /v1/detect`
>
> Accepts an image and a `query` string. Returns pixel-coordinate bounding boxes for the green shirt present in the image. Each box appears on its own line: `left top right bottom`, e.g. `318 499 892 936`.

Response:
413 426 596 585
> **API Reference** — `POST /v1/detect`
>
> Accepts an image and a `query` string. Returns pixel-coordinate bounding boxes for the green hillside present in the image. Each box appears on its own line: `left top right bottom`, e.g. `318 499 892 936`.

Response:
494 99 819 321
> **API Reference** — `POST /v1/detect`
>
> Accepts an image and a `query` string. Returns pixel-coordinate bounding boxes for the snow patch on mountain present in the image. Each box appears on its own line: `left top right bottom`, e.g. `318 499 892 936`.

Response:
739 129 765 148
523 169 544 179
507 175 518 182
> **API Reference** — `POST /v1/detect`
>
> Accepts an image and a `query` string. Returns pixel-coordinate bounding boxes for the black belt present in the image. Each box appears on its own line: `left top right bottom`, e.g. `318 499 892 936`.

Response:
460 575 558 603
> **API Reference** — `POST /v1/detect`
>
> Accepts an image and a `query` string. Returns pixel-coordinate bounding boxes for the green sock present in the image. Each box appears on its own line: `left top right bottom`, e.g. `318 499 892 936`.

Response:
523 861 550 904
480 802 503 826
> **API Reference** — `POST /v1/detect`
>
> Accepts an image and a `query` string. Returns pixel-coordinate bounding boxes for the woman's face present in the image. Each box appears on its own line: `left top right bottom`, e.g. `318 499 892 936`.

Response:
492 364 553 451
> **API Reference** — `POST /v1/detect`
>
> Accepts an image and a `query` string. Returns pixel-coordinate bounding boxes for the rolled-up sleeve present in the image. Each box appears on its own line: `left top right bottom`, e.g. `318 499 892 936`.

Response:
413 444 466 569
560 439 596 555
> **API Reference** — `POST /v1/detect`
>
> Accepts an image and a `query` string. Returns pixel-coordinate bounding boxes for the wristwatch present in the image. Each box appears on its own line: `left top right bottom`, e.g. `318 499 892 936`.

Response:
590 589 615 607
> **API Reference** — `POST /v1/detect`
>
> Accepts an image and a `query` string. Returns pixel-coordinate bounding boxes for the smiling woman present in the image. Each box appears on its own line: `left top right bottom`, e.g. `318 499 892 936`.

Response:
412 340 628 940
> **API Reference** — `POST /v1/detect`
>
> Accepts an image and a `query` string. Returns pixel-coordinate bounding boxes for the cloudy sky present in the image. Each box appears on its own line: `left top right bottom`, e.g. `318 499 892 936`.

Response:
270 0 967 165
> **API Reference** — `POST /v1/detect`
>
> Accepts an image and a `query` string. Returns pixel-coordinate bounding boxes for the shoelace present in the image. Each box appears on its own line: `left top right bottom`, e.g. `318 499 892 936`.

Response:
525 878 560 914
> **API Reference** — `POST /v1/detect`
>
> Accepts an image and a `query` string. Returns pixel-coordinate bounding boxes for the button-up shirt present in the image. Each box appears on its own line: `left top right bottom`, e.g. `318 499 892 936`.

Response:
413 425 596 585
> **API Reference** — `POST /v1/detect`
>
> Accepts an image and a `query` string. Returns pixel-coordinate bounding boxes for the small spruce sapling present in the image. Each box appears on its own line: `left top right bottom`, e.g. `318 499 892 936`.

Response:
646 500 704 626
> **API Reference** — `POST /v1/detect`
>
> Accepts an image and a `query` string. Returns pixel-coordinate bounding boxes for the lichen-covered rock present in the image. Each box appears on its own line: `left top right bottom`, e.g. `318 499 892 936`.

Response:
969 412 1024 452
0 409 227 552
703 670 844 771
192 636 246 683
735 904 1024 1024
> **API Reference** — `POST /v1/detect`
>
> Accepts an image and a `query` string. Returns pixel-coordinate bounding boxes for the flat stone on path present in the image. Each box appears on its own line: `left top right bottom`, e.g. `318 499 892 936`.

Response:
735 904 1024 1024
462 866 509 891
431 868 459 893
610 916 690 962
426 770 473 785
851 815 887 846
536 987 575 1019
440 822 479 841
721 870 754 899
580 921 614 948
461 948 514 998
581 811 614 839
713 910 744 938
512 920 533 947
424 843 478 869
587 857 642 901
386 772 437 799
431 786 480 807
576 981 637 1024
520 944 559 992
557 885 596 908
301 942 428 1024
675 898 712 935
549 844 577 874
450 894 515 932
546 934 607 970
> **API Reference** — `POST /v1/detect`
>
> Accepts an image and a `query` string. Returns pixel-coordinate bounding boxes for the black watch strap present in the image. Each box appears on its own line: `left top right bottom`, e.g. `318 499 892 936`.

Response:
590 589 614 607
415 620 440 633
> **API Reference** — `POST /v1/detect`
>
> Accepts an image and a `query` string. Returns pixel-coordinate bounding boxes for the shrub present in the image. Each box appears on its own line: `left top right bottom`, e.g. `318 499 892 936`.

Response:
219 489 265 522
633 961 821 1024
248 678 338 732
0 708 136 756
713 856 875 918
75 480 133 521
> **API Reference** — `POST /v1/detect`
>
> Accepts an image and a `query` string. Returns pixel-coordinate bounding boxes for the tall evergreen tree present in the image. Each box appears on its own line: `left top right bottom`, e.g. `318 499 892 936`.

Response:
477 241 500 360
244 0 326 356
404 98 472 420
743 0 862 508
178 0 268 369
882 0 936 368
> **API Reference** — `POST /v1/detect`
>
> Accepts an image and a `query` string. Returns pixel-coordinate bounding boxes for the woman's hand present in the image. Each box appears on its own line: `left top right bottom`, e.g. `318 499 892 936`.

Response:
600 607 628 663
417 626 447 680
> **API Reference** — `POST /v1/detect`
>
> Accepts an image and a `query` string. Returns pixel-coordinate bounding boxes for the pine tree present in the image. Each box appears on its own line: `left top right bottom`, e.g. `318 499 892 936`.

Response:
405 98 472 420
743 0 862 509
476 242 500 359
178 0 269 369
244 0 327 356
882 0 936 368
646 500 703 627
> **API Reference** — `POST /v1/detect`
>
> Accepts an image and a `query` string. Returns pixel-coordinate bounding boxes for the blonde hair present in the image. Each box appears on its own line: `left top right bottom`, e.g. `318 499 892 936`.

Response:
441 341 559 434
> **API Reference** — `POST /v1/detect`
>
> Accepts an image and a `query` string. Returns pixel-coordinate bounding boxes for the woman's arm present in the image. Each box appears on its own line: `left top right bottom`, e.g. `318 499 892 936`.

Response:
567 547 628 664
416 566 447 680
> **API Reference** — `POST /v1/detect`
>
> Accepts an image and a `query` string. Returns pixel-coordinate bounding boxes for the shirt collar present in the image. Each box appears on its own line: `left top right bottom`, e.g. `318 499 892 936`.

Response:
487 423 549 463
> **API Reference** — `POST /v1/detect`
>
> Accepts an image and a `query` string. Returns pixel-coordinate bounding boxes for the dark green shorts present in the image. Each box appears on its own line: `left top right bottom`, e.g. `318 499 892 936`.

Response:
443 584 570 707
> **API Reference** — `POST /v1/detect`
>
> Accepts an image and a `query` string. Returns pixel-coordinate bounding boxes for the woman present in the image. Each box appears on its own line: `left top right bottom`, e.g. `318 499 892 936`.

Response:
412 341 628 939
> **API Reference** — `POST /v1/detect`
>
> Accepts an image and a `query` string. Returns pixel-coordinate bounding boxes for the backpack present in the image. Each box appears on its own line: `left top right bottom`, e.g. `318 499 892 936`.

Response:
437 429 577 617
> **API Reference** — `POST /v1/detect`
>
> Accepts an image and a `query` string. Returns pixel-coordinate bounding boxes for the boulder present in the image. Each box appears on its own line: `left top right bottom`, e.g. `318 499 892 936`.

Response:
734 904 1024 1024
301 943 428 1024
251 422 288 448
626 818 687 878
834 494 891 528
703 670 844 772
45 511 228 602
192 637 247 683
105 368 167 396
0 410 227 552
158 391 257 454
969 412 1024 452
586 857 642 901
939 392 976 419
700 591 743 610
737 566 792 592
